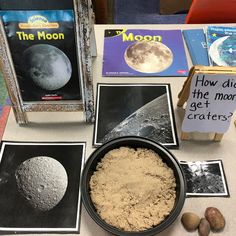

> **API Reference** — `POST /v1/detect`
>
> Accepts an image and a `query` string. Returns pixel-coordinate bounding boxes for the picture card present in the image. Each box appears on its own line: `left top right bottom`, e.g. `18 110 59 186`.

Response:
93 83 179 148
180 160 229 197
102 29 188 77
0 141 85 234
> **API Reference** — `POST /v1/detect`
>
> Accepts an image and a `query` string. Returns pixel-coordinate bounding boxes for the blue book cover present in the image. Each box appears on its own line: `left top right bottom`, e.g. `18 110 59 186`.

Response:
182 29 210 66
207 26 236 66
102 29 189 77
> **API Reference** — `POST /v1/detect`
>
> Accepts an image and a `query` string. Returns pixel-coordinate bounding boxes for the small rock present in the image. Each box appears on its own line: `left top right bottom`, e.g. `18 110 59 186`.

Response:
205 207 225 231
198 218 211 236
181 212 201 231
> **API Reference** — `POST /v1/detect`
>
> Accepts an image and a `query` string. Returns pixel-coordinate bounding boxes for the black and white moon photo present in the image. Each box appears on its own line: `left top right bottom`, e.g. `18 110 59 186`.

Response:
0 141 85 234
93 84 178 148
22 44 72 91
180 160 229 197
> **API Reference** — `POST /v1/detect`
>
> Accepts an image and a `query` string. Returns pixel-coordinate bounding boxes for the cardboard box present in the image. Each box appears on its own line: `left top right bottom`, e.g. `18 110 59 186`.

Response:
160 0 192 15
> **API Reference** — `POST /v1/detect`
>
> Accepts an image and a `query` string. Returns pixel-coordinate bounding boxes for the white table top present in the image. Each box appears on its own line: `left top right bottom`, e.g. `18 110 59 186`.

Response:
3 24 236 236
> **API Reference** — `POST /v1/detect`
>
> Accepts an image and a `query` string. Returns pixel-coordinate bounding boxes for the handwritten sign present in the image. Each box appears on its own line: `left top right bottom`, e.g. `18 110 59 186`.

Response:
182 73 236 133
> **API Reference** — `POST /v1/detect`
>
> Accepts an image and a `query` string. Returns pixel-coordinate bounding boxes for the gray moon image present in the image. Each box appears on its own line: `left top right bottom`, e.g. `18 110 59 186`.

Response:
22 44 72 90
124 41 173 73
101 94 174 143
15 156 68 211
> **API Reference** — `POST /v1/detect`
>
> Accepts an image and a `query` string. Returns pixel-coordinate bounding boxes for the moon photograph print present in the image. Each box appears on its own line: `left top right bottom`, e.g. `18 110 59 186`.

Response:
15 156 68 211
22 44 72 91
94 84 178 148
124 41 173 73
0 141 85 234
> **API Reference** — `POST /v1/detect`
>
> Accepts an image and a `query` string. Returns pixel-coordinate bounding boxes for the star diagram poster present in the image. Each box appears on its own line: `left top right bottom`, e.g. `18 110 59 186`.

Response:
207 26 236 67
0 10 81 102
102 29 188 77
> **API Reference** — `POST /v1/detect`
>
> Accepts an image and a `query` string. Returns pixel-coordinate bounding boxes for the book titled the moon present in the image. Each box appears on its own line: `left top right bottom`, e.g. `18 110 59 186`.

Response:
0 10 81 102
102 29 189 77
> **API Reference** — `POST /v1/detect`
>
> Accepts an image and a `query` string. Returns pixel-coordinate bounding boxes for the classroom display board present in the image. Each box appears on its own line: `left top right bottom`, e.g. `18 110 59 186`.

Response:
0 15 235 235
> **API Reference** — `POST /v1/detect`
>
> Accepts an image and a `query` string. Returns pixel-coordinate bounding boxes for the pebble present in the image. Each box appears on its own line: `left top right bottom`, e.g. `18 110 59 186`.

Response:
205 207 225 231
181 212 201 231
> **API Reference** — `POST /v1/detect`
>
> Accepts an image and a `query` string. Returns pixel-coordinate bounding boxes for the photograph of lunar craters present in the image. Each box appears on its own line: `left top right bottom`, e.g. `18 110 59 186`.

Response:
94 84 178 148
180 160 229 197
124 41 173 73
0 141 85 233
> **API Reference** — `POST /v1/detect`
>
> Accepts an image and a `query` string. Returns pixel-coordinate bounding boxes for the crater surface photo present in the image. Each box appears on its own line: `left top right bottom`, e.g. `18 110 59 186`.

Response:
15 156 68 211
94 84 178 148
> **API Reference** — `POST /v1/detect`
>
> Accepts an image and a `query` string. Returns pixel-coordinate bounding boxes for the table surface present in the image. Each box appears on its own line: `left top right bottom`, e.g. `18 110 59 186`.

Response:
3 24 236 236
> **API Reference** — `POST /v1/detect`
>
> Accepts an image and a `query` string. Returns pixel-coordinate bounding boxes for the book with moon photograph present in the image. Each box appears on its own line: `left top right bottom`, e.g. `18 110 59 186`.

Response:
102 29 188 77
206 26 236 67
0 10 82 102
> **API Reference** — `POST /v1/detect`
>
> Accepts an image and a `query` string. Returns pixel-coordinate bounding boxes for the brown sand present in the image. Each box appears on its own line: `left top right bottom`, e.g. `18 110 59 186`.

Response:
90 147 176 231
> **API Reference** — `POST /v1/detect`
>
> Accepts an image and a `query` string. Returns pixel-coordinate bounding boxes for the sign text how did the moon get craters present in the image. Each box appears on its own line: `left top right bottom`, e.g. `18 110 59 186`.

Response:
182 73 236 133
